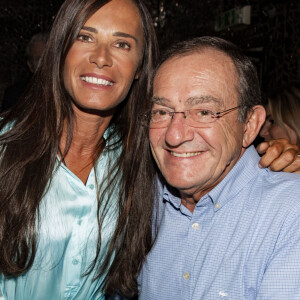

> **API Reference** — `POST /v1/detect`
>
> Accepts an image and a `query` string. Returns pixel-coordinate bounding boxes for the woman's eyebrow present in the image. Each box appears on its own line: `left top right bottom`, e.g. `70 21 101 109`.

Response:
81 27 138 44
82 26 97 33
113 32 138 44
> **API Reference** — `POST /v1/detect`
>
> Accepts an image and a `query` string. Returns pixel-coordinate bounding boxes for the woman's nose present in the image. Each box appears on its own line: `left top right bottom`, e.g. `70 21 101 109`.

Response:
89 45 113 68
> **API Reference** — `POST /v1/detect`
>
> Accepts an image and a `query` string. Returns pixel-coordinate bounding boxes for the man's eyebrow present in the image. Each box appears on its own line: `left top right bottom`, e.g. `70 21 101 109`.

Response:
151 95 222 106
151 96 171 105
81 28 138 44
186 95 222 106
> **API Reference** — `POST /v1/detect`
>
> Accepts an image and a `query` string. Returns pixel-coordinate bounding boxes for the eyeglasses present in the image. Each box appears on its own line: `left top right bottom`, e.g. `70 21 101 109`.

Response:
143 106 240 129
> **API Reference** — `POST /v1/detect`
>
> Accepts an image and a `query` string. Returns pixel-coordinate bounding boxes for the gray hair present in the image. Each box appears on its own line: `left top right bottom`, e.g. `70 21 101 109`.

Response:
152 36 262 122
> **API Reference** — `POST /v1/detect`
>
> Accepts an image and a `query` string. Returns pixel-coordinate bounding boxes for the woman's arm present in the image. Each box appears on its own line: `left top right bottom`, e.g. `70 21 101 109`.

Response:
257 138 300 173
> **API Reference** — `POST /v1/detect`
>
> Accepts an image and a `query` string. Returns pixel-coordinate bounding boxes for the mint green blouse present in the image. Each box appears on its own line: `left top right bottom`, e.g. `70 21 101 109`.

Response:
0 132 120 300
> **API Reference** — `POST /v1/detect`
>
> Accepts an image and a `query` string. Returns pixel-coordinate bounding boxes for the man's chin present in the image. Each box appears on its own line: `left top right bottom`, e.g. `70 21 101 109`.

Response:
165 177 199 195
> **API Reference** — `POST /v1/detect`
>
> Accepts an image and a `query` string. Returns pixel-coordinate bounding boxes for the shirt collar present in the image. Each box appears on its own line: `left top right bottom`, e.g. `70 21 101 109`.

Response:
207 145 261 210
160 145 261 212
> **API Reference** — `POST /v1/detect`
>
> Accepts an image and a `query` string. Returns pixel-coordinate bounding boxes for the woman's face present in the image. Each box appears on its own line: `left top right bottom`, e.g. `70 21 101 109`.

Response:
259 106 298 144
63 0 144 114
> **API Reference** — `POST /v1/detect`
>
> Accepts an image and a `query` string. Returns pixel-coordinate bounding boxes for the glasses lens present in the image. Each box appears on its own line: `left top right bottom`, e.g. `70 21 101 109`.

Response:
148 109 169 128
189 109 215 124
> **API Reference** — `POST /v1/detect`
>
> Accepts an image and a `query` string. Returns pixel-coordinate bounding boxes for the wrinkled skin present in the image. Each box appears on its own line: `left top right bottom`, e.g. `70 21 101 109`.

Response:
257 138 300 173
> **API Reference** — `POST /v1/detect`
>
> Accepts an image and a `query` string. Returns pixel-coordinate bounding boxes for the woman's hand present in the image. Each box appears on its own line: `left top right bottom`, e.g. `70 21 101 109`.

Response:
257 138 300 173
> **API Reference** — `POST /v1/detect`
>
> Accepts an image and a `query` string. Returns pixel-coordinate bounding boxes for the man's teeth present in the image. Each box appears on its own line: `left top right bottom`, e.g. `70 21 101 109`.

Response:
81 76 113 86
171 151 202 158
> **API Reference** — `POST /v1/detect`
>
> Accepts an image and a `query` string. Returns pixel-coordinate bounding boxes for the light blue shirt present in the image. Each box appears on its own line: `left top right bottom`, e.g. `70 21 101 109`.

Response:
139 146 300 300
0 130 120 300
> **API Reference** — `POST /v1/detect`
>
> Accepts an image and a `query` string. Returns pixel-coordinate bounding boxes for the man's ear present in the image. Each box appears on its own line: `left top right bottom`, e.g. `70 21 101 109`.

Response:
243 105 266 148
27 59 34 73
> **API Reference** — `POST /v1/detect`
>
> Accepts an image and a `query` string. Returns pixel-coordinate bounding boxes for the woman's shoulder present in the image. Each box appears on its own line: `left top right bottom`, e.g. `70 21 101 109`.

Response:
0 118 15 135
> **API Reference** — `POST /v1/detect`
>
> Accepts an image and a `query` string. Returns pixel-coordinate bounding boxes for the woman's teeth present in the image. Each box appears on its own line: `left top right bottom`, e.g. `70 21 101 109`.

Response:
81 76 113 86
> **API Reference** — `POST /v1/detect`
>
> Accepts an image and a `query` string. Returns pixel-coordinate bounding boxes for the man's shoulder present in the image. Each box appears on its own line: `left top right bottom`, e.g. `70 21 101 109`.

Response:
249 168 300 215
239 146 300 200
259 168 300 193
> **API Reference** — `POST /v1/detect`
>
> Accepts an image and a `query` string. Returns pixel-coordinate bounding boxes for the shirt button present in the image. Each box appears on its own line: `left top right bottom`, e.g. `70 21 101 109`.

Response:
72 259 79 265
215 203 220 209
77 219 82 225
192 222 199 230
183 272 190 280
89 184 95 190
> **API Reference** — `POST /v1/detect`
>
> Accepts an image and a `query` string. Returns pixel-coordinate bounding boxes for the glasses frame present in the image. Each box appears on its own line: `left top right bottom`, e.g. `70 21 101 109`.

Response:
144 105 241 129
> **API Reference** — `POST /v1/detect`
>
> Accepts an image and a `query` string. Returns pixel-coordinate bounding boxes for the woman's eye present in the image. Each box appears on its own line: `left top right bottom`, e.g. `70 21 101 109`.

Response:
266 115 275 125
77 34 93 42
115 41 131 50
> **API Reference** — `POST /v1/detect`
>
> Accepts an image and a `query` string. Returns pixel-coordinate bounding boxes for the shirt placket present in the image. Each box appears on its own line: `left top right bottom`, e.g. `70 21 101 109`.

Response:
63 176 96 300
180 197 214 300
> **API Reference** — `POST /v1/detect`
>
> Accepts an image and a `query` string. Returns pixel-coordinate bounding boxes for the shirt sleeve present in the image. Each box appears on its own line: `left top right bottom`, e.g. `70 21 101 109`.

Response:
257 208 300 300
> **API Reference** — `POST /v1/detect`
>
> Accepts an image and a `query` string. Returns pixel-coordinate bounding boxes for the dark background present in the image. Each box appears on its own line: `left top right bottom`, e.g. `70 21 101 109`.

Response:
0 0 299 107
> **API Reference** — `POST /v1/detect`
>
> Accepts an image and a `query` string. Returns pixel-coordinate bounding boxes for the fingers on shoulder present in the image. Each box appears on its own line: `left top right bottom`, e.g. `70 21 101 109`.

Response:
282 155 300 173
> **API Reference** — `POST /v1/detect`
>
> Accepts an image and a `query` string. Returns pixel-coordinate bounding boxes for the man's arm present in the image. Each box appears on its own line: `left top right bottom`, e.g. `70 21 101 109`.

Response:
257 138 300 173
257 208 300 299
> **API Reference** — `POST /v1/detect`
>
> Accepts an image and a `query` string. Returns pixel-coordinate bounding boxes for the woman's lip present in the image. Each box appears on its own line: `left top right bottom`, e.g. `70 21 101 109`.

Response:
80 73 115 88
80 73 115 82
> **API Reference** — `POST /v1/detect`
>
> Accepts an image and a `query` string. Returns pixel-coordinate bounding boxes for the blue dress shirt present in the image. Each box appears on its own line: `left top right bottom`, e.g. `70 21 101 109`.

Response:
139 146 300 300
0 130 120 300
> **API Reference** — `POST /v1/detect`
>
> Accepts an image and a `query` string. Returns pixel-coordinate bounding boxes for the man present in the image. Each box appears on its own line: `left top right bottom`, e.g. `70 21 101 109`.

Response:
138 36 300 299
1 32 48 112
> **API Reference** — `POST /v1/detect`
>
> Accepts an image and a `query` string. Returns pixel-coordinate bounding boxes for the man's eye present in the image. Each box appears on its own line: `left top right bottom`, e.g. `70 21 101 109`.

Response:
152 109 168 116
77 34 92 42
115 41 131 50
196 110 213 116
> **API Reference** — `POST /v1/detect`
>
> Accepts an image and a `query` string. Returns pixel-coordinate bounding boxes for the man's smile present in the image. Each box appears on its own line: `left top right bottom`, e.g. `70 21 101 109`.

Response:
170 151 203 158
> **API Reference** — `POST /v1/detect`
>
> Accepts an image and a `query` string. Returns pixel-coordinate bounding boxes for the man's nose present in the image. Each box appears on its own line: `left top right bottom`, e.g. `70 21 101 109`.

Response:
165 113 194 147
89 44 113 68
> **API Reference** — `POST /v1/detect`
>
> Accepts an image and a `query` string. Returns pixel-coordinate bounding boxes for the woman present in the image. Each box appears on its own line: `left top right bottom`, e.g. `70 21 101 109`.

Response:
260 84 300 146
0 0 158 299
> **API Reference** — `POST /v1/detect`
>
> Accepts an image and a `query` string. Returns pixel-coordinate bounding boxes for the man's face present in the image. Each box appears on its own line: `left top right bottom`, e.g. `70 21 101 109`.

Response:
149 49 247 201
28 41 46 72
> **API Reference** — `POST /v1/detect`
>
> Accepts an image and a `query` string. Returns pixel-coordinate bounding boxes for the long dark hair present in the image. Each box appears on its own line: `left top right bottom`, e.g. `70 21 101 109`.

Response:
0 0 159 296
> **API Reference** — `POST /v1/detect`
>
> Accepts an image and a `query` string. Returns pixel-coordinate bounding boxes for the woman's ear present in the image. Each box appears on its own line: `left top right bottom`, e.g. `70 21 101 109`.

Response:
135 59 144 80
135 68 141 80
243 105 266 148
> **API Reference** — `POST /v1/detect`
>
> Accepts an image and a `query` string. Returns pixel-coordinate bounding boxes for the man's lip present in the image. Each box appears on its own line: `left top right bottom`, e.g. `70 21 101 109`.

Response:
168 150 204 158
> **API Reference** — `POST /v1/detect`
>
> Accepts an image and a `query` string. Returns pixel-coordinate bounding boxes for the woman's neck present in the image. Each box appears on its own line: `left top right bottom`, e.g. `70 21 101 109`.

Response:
59 106 113 183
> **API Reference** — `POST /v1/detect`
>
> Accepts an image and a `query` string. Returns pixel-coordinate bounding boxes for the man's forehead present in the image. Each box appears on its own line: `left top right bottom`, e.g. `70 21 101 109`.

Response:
153 49 238 107
156 48 235 71
154 50 237 85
